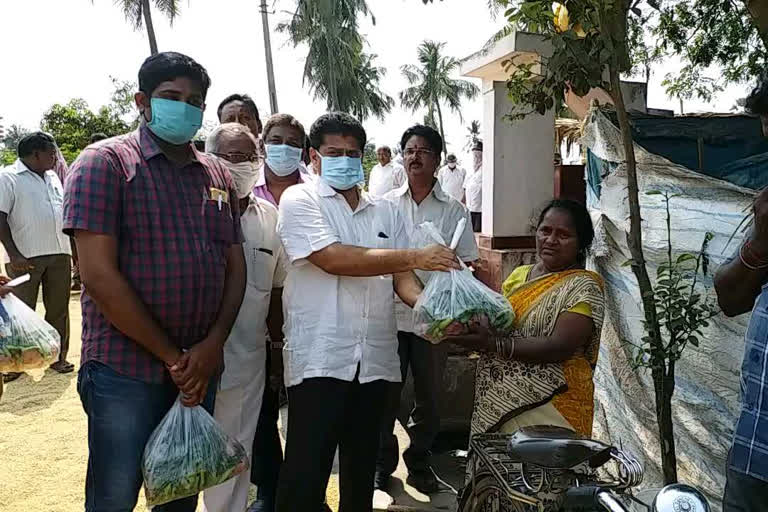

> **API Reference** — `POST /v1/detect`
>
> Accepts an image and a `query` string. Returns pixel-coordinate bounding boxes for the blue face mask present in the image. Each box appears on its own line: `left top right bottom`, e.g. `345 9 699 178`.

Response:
146 97 203 145
266 144 303 176
320 155 364 191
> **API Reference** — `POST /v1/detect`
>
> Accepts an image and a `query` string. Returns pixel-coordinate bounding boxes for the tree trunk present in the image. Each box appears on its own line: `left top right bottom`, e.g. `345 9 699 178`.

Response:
609 63 676 483
435 100 447 157
654 360 679 484
142 0 159 55
744 0 768 50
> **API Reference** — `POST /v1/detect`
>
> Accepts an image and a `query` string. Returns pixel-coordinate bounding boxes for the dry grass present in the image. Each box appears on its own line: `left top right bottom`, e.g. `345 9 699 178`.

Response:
0 295 340 511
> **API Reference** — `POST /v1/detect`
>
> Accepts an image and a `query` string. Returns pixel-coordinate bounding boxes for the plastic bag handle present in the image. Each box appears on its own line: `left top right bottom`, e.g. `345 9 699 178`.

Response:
6 274 30 288
449 218 466 250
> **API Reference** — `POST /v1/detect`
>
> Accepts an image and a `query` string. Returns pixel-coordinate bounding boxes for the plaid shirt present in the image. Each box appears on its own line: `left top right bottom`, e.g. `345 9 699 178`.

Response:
731 279 768 482
63 126 243 383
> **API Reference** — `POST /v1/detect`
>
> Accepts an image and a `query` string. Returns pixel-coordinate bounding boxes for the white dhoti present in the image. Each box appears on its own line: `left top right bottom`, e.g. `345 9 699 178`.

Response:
202 355 266 512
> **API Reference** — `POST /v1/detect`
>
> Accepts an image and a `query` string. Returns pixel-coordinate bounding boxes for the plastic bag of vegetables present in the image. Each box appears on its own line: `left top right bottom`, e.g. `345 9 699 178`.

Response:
0 294 61 374
412 221 515 343
142 397 249 507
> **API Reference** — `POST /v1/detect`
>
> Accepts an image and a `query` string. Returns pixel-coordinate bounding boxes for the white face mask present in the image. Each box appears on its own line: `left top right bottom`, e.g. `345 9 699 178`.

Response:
221 159 261 199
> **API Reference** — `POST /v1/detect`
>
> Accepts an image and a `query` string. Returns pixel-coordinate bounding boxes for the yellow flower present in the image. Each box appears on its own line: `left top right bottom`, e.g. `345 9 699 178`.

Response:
552 2 570 33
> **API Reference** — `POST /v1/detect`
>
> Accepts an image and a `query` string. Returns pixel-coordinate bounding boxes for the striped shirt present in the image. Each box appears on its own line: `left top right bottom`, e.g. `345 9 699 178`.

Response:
0 159 71 259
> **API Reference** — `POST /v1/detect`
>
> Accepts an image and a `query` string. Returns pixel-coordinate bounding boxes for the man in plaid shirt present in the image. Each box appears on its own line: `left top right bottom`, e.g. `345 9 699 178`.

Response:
63 52 246 512
715 76 768 511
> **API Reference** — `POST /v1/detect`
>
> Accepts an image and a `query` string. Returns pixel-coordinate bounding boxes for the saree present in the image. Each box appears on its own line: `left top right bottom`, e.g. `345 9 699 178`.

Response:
470 267 605 436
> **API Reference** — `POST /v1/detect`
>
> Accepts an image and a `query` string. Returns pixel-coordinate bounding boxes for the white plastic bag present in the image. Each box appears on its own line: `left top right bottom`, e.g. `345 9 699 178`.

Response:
0 294 60 374
142 398 249 507
412 222 515 343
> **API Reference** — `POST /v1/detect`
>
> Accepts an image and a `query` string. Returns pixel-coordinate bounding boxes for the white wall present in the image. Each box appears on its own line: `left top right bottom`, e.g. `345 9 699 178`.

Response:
483 80 554 237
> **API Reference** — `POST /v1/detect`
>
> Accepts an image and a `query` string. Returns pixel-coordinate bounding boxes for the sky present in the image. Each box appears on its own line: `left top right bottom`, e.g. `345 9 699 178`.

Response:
0 0 753 161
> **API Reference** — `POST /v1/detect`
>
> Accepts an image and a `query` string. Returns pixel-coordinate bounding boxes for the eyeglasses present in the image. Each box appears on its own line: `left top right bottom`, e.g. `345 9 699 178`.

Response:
212 152 263 164
404 148 436 158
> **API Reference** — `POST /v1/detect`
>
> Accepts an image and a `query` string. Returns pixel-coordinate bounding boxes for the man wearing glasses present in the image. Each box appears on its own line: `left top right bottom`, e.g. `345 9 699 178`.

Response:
378 125 479 494
275 113 460 511
201 123 286 512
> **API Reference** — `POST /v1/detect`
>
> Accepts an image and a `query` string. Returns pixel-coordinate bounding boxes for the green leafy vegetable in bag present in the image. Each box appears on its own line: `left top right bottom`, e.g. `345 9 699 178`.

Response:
142 398 249 507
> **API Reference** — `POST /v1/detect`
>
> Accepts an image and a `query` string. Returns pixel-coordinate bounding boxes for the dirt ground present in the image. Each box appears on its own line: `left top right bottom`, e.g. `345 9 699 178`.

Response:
0 294 340 512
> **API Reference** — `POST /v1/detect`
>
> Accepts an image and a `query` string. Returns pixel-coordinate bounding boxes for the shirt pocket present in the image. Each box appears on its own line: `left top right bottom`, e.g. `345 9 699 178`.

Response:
248 247 275 292
204 201 235 247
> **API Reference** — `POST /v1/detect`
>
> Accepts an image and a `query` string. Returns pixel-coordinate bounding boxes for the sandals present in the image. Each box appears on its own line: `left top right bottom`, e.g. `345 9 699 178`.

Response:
2 372 22 383
49 361 75 374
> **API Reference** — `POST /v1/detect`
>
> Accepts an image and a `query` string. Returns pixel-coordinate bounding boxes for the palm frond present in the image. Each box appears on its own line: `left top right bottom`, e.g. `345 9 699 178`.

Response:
399 38 478 143
113 0 143 29
153 0 180 24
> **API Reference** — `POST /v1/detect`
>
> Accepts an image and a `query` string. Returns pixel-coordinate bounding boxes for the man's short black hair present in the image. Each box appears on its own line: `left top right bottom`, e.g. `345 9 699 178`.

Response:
746 75 768 116
309 112 366 150
217 94 261 125
17 132 56 158
138 51 211 99
400 124 443 155
90 133 108 144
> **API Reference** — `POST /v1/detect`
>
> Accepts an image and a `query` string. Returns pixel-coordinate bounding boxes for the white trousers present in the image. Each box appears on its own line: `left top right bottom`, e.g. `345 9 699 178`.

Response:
202 360 266 512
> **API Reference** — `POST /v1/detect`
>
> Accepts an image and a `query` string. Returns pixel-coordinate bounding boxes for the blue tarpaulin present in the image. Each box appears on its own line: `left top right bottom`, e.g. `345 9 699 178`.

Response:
602 113 768 190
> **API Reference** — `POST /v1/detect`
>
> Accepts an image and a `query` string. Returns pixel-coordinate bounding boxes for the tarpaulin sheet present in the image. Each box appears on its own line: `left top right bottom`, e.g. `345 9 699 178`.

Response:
582 109 755 510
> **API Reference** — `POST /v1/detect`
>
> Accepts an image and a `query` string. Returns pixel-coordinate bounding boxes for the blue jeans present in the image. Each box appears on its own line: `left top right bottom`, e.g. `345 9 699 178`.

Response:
77 361 216 512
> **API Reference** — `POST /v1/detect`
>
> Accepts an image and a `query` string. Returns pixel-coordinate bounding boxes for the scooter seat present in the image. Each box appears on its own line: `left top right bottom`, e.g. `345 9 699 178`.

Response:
506 425 614 470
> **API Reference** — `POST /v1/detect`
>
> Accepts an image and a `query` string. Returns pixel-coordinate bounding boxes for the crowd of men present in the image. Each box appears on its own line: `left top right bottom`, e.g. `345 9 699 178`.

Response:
0 50 482 512
7 48 768 512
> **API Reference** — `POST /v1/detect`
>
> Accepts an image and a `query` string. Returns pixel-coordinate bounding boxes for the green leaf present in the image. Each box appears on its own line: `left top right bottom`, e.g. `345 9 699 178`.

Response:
687 335 699 347
676 254 696 264
646 190 663 196
622 259 634 267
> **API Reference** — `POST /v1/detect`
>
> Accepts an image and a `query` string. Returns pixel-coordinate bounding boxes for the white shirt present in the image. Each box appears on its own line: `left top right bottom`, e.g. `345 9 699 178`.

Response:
278 179 409 386
368 162 406 198
0 160 71 260
221 197 287 390
384 180 479 333
464 167 483 213
437 165 467 202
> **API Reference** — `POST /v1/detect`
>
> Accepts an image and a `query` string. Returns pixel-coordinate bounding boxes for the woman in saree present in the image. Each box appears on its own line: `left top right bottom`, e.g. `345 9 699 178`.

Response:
447 199 605 436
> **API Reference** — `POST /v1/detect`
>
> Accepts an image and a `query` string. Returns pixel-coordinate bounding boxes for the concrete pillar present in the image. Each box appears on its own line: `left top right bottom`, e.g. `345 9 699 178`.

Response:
483 79 554 237
462 32 554 243
460 32 553 291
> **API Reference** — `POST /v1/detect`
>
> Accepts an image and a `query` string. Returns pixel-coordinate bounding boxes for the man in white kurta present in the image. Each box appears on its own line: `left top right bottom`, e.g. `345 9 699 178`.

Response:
436 153 467 203
368 145 406 198
378 125 479 494
274 112 460 512
203 124 288 512
464 141 483 232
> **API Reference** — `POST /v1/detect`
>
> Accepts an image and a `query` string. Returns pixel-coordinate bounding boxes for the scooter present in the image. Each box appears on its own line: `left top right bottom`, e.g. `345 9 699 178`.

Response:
458 425 710 512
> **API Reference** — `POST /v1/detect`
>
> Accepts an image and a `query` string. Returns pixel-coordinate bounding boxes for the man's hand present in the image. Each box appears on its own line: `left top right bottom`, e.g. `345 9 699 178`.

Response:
169 336 224 407
8 256 33 273
0 275 11 298
752 187 768 255
413 244 461 272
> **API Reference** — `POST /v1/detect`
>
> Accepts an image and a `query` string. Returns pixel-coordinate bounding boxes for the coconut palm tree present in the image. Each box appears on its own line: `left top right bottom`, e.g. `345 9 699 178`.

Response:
464 120 481 151
98 0 182 55
279 0 393 121
346 53 395 121
400 40 480 156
